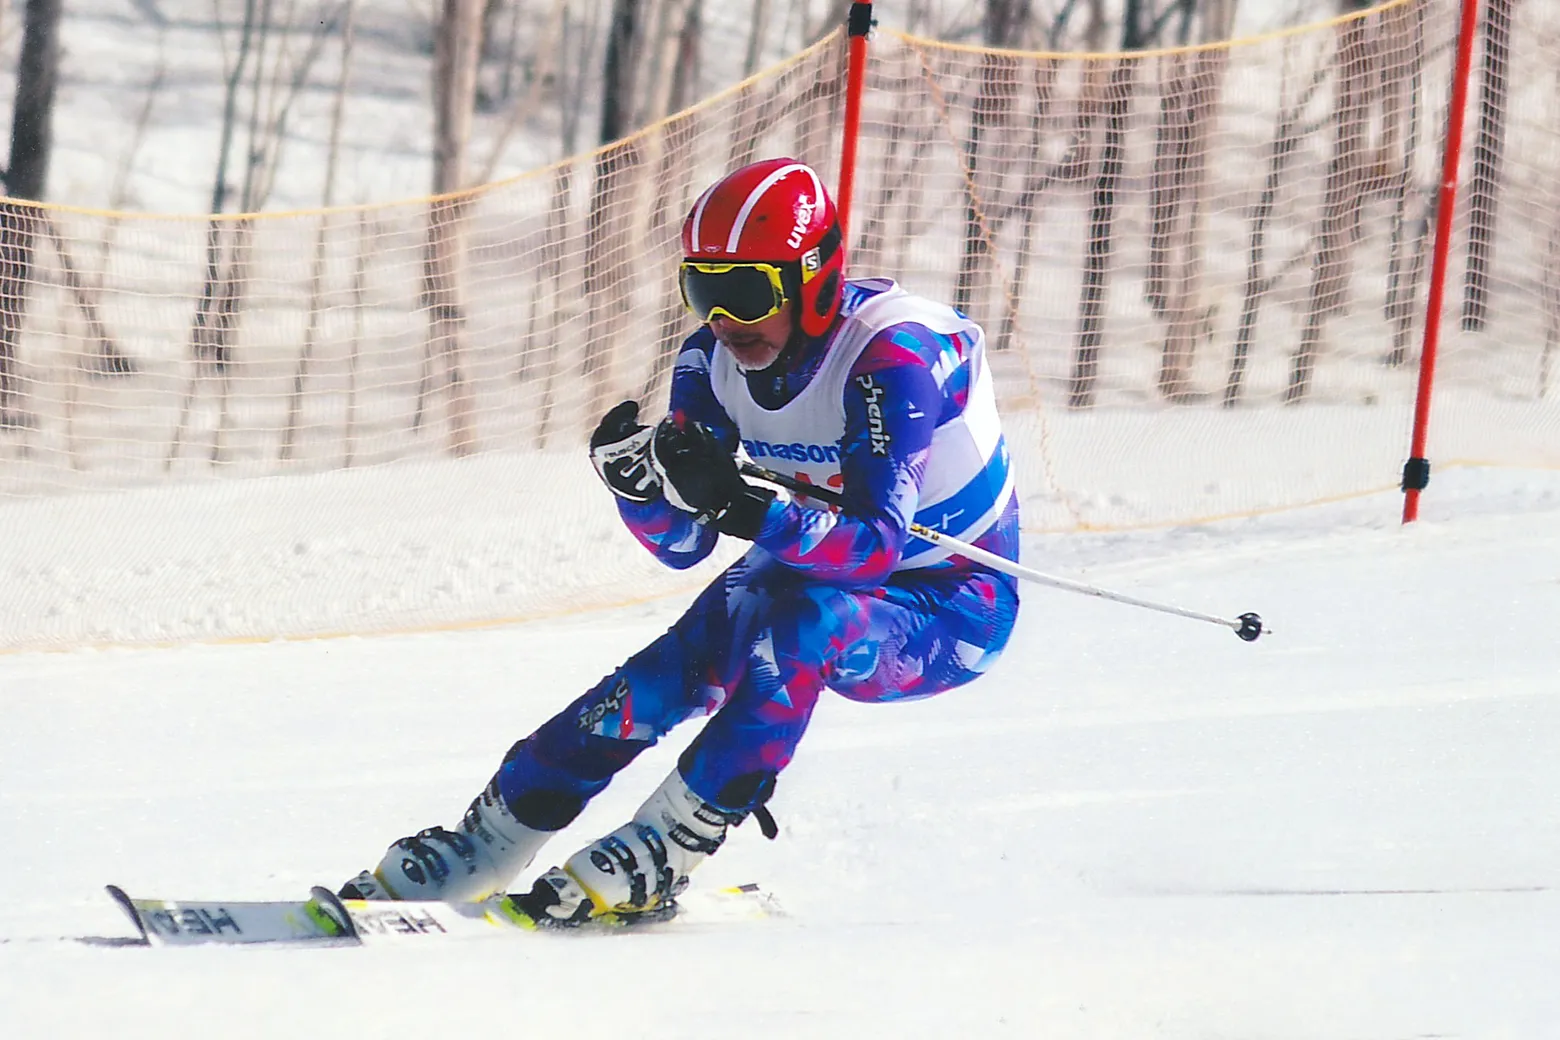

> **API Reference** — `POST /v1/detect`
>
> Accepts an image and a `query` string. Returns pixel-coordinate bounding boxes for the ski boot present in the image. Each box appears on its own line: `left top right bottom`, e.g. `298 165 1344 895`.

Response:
508 769 743 928
340 775 554 903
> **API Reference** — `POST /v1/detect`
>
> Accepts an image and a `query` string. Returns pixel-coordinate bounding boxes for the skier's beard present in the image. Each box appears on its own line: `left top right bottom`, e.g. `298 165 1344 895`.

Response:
727 326 805 373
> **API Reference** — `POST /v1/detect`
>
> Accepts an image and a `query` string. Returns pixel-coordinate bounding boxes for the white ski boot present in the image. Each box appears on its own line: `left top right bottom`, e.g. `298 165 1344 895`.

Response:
340 777 553 903
511 769 739 927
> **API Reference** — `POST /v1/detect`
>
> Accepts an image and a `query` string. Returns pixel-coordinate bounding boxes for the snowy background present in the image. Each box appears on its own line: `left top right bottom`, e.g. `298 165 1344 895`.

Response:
5 1 1560 1036
20 0 1344 214
3 459 1560 1038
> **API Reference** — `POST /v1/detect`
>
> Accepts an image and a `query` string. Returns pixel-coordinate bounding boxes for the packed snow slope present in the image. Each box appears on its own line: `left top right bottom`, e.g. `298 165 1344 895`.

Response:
3 465 1560 1039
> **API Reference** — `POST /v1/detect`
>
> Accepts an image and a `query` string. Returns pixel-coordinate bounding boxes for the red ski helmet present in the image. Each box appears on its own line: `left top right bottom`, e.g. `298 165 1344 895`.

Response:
680 158 844 339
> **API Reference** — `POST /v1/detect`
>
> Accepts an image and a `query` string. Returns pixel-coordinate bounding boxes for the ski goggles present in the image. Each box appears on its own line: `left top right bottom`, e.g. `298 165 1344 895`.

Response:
679 261 791 325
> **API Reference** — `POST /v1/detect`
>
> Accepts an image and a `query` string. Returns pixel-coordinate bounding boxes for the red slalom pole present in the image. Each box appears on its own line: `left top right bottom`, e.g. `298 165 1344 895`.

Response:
835 2 873 245
1403 0 1481 523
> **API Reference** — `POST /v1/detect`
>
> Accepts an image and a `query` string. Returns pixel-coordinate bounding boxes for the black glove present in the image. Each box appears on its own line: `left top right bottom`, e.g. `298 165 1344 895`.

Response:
649 415 776 539
590 401 660 503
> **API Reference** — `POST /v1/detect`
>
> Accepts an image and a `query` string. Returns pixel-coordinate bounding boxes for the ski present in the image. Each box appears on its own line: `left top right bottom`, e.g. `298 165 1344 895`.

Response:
103 882 780 947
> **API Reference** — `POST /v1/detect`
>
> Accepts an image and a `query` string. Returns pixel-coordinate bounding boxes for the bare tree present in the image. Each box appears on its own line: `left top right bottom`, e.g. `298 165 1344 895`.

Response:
70 31 171 379
1380 0 1429 369
1462 0 1511 331
640 1 708 406
1152 45 1226 400
184 0 261 383
281 0 361 462
1 0 59 206
952 50 1018 320
478 0 567 182
1121 0 1150 49
1 0 64 428
1068 58 1135 409
580 0 647 420
997 57 1072 353
635 0 693 130
1143 1 1237 400
418 0 484 455
854 47 942 276
743 0 772 80
1143 1 1234 319
598 0 641 148
983 0 1033 44
243 6 347 212
1543 220 1560 399
526 2 601 447
1084 0 1110 51
1224 55 1329 406
528 160 577 449
951 3 1029 321
1287 11 1373 403
170 0 358 464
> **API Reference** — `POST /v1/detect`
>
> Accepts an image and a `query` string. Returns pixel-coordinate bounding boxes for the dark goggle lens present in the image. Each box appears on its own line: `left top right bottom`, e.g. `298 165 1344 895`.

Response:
680 265 785 323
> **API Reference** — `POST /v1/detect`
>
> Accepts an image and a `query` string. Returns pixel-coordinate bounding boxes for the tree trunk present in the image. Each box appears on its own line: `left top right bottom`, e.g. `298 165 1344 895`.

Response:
998 57 1062 353
953 52 1016 319
1 0 65 426
433 0 483 196
530 163 574 448
1121 0 1149 49
1462 0 1511 332
1541 220 1560 398
1069 59 1134 409
984 0 1032 47
237 0 277 214
423 0 484 456
6 0 62 201
955 3 1028 319
1381 0 1428 368
184 0 260 380
742 0 770 79
599 0 640 146
1287 16 1372 403
1145 52 1191 320
581 139 642 422
1225 62 1328 406
639 2 705 405
580 0 647 424
1156 46 1224 400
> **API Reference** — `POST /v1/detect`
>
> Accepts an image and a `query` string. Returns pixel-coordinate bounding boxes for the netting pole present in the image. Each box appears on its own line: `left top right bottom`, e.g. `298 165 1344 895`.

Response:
835 2 874 245
1402 0 1481 523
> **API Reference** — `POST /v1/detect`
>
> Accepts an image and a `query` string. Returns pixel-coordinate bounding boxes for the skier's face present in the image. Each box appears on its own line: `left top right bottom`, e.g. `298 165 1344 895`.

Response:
710 304 795 371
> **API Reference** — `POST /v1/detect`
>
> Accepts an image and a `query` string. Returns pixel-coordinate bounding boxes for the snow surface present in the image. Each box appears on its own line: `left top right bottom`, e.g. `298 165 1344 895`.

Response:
4 463 1560 1038
5 1 1557 1033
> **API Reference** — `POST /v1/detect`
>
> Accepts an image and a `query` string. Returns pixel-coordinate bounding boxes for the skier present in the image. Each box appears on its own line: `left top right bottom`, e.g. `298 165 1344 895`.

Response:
341 157 1022 925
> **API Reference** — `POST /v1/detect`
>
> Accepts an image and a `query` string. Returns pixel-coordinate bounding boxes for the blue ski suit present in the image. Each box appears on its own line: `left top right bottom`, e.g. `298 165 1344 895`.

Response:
494 279 1021 824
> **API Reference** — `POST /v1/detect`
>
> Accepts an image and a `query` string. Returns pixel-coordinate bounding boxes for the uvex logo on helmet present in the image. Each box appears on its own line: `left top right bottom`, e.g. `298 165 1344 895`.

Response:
787 196 816 250
681 158 845 339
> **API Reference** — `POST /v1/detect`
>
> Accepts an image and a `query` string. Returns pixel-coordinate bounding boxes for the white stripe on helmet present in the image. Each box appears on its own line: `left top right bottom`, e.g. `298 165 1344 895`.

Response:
724 163 824 254
686 183 716 252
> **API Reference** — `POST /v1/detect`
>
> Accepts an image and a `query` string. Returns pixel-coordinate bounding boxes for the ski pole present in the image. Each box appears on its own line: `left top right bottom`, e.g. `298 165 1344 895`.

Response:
738 461 1267 642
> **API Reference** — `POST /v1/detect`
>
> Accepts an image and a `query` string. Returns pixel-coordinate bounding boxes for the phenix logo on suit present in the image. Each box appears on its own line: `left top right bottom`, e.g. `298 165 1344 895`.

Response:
855 374 891 456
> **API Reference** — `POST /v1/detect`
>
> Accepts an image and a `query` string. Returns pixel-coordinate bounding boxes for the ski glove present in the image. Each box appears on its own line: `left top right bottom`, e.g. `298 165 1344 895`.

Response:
649 414 776 539
590 400 661 503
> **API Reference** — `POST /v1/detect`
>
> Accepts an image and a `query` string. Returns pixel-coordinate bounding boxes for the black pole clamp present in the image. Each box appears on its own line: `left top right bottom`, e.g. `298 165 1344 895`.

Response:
848 2 875 36
1401 457 1431 492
